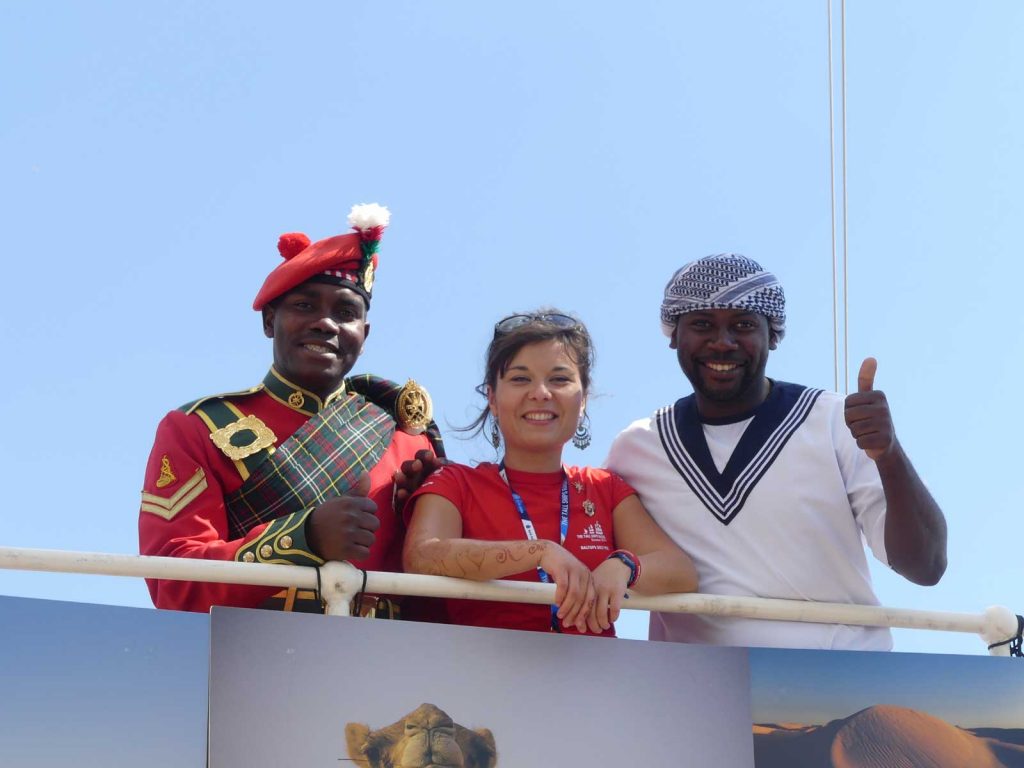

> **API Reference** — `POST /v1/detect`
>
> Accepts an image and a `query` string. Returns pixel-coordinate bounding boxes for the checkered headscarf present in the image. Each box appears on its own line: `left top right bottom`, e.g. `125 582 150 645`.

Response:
660 253 786 343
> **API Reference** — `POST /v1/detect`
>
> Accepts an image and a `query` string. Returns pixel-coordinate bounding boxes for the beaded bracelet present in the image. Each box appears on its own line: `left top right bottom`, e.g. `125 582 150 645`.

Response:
607 549 641 588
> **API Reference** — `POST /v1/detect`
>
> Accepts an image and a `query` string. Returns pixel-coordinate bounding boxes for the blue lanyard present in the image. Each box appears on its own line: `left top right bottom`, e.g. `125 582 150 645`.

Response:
498 462 569 632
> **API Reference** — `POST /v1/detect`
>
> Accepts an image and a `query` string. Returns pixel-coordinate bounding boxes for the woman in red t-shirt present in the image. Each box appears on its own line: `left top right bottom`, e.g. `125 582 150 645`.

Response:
403 311 697 635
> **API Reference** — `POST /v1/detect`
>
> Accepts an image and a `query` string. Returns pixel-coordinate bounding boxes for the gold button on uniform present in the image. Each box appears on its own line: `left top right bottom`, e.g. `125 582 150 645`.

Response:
279 535 293 549
259 544 274 559
241 552 255 563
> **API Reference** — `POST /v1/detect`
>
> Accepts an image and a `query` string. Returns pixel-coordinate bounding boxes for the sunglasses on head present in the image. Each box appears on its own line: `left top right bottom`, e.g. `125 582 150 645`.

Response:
493 313 579 335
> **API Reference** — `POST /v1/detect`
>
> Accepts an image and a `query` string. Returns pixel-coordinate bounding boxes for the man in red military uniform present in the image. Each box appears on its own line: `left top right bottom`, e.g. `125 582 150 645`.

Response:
139 204 444 614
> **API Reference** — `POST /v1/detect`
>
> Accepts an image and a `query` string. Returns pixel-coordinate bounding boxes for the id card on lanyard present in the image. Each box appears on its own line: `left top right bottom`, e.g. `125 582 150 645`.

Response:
498 462 569 632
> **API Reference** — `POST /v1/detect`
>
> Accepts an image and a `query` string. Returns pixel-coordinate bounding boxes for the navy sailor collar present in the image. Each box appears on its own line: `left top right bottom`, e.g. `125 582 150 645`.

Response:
656 380 823 525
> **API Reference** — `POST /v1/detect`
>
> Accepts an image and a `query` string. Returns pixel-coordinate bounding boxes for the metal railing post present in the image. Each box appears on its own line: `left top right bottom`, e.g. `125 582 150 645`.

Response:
318 561 361 617
981 605 1021 657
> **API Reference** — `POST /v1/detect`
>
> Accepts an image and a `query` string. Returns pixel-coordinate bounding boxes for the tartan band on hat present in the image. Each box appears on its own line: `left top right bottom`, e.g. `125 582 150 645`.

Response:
660 253 786 343
252 203 390 311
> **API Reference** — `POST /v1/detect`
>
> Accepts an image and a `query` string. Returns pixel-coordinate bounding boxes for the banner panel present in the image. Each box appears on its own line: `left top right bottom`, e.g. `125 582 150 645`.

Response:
750 647 1024 767
5 594 1021 767
209 608 755 766
0 595 208 767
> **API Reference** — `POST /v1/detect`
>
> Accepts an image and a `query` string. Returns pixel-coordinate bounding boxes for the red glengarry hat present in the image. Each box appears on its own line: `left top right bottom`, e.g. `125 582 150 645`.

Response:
252 203 390 310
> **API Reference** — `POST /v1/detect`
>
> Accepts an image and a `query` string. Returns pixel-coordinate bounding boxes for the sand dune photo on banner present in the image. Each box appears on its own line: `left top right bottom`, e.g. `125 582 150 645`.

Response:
751 648 1024 768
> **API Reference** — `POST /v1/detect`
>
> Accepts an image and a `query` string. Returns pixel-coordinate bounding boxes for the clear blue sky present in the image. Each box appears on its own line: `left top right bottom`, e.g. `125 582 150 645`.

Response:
1 1 1021 655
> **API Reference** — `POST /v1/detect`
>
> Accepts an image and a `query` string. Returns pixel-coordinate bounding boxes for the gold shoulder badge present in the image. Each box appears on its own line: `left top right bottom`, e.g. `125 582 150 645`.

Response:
155 455 178 488
396 379 433 435
209 415 278 460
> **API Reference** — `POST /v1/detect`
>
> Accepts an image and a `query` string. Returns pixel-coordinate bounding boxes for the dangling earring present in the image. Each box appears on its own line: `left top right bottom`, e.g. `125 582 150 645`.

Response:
490 416 501 449
572 413 591 450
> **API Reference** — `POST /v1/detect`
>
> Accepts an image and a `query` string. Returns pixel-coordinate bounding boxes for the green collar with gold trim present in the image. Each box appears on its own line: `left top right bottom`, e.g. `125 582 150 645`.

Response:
262 368 348 417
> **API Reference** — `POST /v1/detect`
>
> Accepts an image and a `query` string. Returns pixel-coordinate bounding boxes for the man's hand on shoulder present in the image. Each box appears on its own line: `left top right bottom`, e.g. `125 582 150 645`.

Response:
392 449 447 512
844 357 897 461
307 474 380 562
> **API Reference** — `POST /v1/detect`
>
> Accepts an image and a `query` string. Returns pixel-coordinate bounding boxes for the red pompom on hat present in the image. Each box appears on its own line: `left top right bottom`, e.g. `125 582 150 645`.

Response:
253 204 390 311
277 233 311 260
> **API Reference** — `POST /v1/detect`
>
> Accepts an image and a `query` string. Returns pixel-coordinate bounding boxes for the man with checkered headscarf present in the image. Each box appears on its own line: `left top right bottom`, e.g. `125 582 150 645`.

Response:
606 253 947 651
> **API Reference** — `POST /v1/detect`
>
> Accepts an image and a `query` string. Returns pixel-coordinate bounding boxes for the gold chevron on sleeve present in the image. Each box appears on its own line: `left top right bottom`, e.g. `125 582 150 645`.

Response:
141 468 208 521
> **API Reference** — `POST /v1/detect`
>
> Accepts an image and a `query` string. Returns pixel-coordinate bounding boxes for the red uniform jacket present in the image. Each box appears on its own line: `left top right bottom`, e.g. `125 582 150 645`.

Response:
139 370 433 612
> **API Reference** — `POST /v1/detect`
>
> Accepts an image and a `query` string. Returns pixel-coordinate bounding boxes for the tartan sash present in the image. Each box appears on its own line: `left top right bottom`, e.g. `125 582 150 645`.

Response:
224 391 394 540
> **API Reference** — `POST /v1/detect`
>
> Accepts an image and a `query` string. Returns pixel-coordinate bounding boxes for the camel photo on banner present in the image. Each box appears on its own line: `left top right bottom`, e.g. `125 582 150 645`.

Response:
207 607 755 766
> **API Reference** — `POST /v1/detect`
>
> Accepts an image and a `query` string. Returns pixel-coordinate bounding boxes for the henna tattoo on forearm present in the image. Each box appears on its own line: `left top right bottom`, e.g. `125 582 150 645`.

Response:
412 539 547 580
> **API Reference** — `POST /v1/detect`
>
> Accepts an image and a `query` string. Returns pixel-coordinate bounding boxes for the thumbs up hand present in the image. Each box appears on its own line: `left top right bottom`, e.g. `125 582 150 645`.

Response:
307 474 381 562
844 357 896 461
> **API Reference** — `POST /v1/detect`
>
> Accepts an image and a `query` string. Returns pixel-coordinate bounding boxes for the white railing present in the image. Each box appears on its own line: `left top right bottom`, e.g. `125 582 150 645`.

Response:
1 545 1019 656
